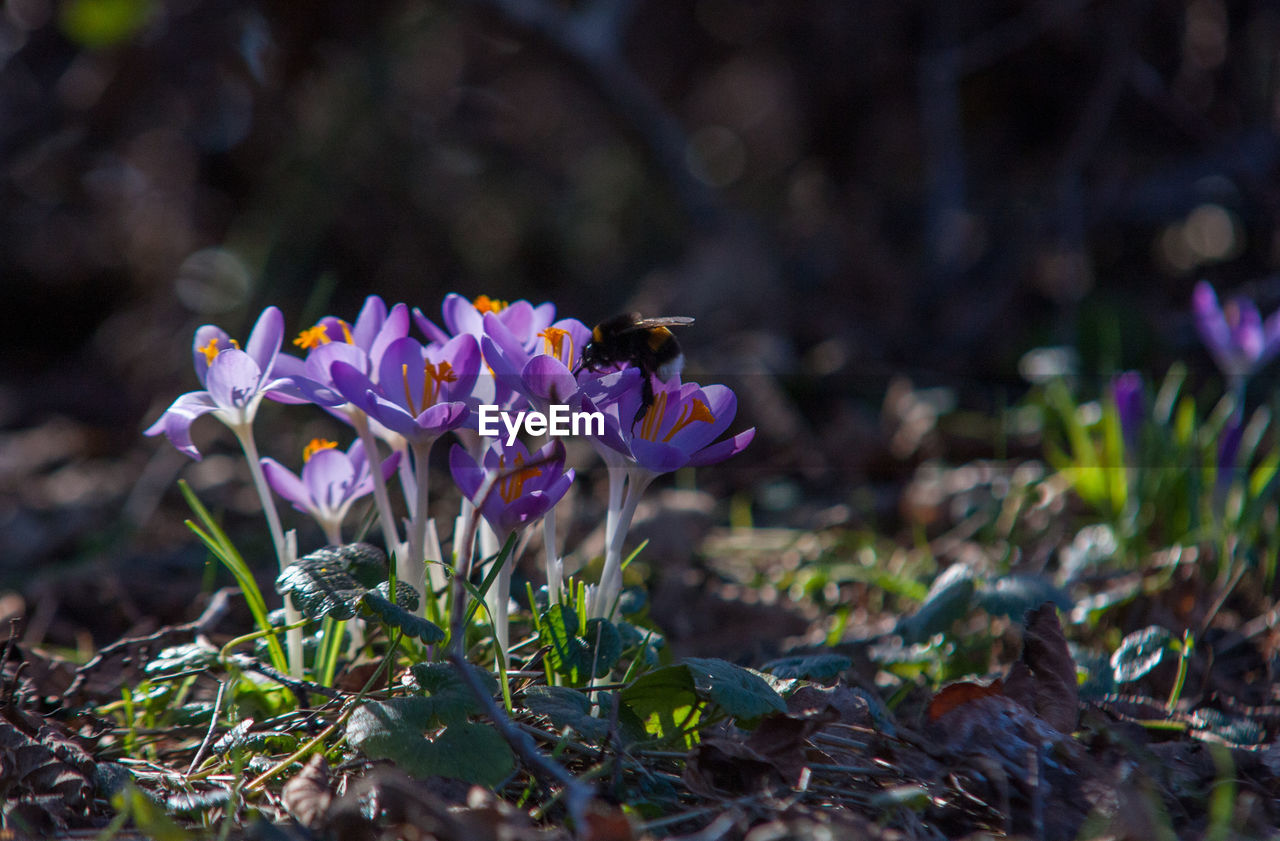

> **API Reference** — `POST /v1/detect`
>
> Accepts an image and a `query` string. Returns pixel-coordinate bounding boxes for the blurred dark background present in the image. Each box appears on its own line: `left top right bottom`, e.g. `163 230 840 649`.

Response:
4 0 1280 643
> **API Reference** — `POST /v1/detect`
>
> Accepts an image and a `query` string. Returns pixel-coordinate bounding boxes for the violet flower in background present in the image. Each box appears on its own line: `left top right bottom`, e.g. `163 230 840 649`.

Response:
1192 281 1280 382
1217 417 1244 488
1110 371 1144 454
261 438 401 544
145 306 300 459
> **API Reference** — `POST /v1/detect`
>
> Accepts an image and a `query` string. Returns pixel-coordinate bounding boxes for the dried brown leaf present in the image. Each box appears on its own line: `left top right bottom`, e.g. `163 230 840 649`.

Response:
1005 602 1078 733
281 754 332 829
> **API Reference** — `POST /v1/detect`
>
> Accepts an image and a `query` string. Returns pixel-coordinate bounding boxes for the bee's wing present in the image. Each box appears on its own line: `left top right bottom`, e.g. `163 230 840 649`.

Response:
621 316 695 332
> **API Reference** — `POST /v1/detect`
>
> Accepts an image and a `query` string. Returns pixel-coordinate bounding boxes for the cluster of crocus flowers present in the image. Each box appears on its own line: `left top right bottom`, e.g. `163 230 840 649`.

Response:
145 292 754 668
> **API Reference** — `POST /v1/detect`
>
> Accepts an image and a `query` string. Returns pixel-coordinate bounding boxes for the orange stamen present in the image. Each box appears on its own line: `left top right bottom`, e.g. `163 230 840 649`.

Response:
198 337 223 365
402 363 417 415
498 454 542 503
294 325 331 350
538 326 573 363
473 295 509 314
303 438 339 462
639 391 668 441
662 398 714 442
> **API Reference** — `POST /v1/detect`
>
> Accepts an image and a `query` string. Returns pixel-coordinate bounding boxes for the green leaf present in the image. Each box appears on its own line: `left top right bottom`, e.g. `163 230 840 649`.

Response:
375 580 421 612
346 698 513 785
409 662 497 725
620 664 700 744
541 603 586 677
406 722 515 786
346 696 436 754
361 593 445 643
761 653 852 680
521 685 610 741
144 642 218 676
60 0 153 49
328 542 389 589
112 785 195 841
683 657 787 722
897 563 976 643
276 554 364 621
976 575 1071 620
179 480 285 672
583 619 623 678
1110 625 1173 684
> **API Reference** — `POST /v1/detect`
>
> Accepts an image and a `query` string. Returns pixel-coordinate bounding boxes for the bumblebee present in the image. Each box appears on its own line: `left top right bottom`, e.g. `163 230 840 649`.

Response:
577 313 695 424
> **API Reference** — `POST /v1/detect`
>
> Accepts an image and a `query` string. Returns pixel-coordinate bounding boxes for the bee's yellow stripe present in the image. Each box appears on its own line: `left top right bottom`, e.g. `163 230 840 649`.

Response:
647 327 672 351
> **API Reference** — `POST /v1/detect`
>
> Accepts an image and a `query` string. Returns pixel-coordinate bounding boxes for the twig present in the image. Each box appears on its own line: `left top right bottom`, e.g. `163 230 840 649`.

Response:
449 649 595 833
186 678 228 775
226 653 342 702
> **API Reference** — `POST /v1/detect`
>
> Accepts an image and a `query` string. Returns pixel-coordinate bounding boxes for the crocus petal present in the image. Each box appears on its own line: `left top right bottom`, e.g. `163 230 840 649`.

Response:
449 444 484 499
369 303 411 368
667 385 736 453
244 306 284 379
1193 281 1233 354
442 293 484 336
331 361 381 414
629 438 690 474
416 400 469 434
362 392 420 438
378 337 428 409
263 354 311 404
350 295 389 349
304 448 358 512
499 300 536 346
144 391 219 460
192 325 232 387
434 334 481 400
261 457 314 512
412 308 451 346
1230 297 1264 362
523 354 578 404
687 427 756 467
1263 310 1280 365
550 317 592 368
205 349 263 412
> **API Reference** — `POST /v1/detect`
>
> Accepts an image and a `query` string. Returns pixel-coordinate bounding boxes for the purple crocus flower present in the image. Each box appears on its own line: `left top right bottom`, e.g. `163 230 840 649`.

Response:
481 311 593 409
1192 281 1280 380
261 439 401 542
330 334 479 445
288 299 412 417
590 374 755 474
413 293 556 348
145 306 302 459
449 439 575 541
1109 371 1144 452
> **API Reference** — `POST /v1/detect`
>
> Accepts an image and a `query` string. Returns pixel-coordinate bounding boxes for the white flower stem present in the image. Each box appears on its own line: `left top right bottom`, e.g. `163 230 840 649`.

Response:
406 438 435 616
543 508 562 607
233 425 304 679
593 472 648 620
